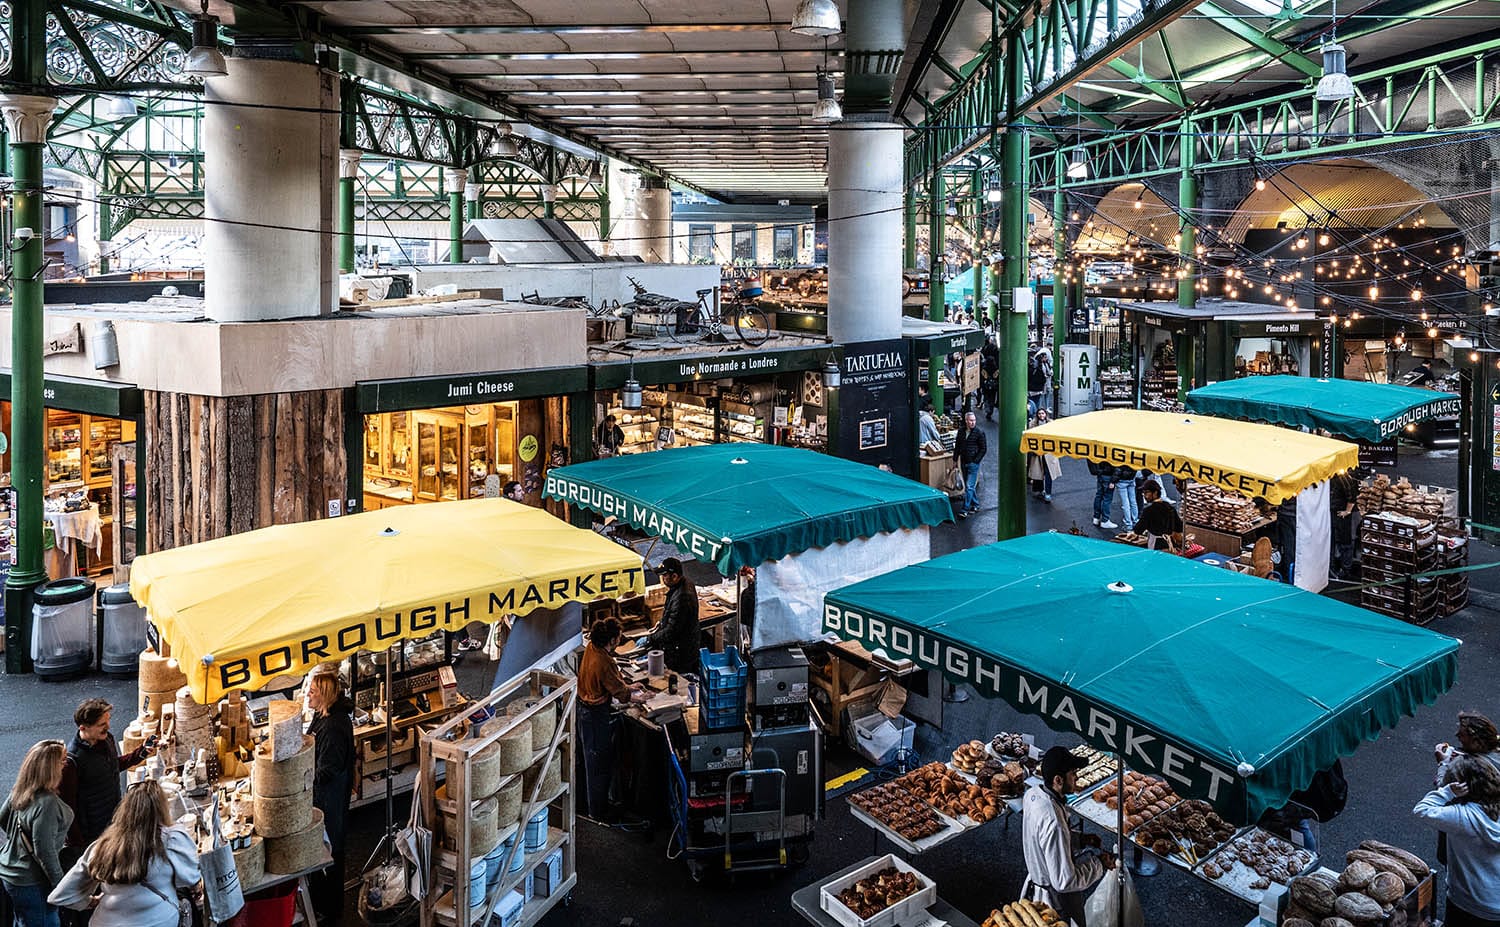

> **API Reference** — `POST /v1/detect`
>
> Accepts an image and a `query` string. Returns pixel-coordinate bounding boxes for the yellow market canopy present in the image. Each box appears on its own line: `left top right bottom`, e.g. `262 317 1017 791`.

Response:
1020 409 1359 503
130 499 646 702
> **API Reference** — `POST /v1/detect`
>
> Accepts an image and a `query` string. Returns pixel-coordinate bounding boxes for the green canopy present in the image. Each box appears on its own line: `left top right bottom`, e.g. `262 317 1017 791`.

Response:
823 533 1459 821
1186 375 1460 443
543 443 953 573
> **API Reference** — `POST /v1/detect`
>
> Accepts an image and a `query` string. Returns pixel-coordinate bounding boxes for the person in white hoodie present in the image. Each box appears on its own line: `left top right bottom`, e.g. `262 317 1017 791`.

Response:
1413 753 1500 927
1022 747 1115 926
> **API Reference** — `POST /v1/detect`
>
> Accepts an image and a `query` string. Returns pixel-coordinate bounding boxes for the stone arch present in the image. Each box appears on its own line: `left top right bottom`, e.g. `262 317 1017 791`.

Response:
1074 181 1180 254
1218 158 1459 244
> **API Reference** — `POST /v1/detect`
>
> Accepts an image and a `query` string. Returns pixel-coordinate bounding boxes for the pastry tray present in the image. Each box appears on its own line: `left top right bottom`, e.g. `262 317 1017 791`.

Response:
847 804 969 854
1069 788 1181 836
944 763 1024 816
1189 826 1319 905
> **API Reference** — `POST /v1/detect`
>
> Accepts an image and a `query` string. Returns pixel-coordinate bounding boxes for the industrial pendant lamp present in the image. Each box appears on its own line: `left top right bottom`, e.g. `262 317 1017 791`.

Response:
184 0 228 79
106 96 138 119
821 354 841 390
492 132 518 158
621 361 643 410
1315 0 1354 102
587 160 603 184
790 0 841 37
1066 147 1088 179
812 68 841 122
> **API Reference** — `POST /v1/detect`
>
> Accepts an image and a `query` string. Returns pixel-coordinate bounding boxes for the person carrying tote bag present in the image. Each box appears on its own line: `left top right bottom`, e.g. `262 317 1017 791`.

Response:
1 741 74 927
49 780 201 927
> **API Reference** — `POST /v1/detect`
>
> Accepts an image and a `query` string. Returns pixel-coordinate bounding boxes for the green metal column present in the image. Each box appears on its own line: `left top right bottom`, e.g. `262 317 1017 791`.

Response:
446 168 464 264
904 189 917 269
1177 118 1198 402
971 169 984 314
997 37 1030 542
1177 117 1197 311
2 92 54 673
928 170 946 412
1052 150 1068 376
337 149 359 274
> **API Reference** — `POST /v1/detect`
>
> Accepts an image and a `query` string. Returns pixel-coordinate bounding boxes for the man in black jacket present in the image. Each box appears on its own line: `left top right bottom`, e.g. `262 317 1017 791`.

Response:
639 557 701 675
1087 460 1118 530
58 699 152 854
957 411 987 518
1329 470 1361 579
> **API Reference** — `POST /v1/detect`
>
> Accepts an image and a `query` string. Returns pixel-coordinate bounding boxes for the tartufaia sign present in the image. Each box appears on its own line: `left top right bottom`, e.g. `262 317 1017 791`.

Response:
823 601 1241 809
543 473 727 563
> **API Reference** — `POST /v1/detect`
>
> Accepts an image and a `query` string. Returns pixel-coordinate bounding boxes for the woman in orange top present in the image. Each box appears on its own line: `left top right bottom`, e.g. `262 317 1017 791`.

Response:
578 618 643 822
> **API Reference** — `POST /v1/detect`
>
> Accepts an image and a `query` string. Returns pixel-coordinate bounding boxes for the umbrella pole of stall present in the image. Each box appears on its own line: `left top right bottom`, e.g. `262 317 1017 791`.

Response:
1115 755 1125 926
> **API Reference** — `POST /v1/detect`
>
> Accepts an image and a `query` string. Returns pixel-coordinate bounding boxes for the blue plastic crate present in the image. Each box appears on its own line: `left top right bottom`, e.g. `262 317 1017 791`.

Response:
701 700 746 730
700 646 747 690
702 684 746 710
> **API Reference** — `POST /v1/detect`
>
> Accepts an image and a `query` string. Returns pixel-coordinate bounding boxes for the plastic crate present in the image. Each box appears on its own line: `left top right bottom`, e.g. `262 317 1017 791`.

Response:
701 700 747 730
700 647 748 693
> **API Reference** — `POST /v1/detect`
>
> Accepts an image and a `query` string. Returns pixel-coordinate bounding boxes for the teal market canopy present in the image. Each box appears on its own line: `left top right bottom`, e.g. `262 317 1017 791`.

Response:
543 443 953 574
1186 375 1460 443
823 533 1459 822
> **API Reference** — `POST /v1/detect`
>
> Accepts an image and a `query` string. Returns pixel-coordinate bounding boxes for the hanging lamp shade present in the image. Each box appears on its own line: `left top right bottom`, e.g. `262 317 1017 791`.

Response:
812 70 842 122
184 13 227 78
621 377 643 410
492 133 518 158
106 96 138 119
1315 43 1354 101
1066 147 1088 179
790 0 841 36
587 160 603 184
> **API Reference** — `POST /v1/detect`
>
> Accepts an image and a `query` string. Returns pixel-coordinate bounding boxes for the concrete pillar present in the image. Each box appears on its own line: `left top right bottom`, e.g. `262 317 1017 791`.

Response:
205 56 338 321
445 167 467 263
827 120 904 344
337 148 360 274
1 93 55 672
637 180 674 263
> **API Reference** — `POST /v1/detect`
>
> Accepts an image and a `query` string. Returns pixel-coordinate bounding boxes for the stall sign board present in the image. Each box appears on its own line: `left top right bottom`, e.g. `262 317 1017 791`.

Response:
836 340 912 476
1359 440 1399 469
1230 320 1315 338
357 366 588 413
590 346 832 389
1022 434 1281 501
543 474 728 564
0 370 143 418
823 601 1240 810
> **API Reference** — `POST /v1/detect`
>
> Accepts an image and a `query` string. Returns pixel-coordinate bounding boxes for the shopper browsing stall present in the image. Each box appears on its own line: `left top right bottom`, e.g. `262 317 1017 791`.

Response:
957 412 986 518
1133 480 1183 551
49 780 201 927
1021 747 1114 927
638 558 700 676
1413 755 1500 927
579 618 646 821
306 670 355 924
0 741 73 927
59 699 153 855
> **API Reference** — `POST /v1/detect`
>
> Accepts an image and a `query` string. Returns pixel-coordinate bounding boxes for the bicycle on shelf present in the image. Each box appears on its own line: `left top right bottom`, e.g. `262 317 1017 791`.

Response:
671 288 771 347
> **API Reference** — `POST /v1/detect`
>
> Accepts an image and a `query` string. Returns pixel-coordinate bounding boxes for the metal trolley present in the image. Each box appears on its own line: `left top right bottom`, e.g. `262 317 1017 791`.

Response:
663 722 817 881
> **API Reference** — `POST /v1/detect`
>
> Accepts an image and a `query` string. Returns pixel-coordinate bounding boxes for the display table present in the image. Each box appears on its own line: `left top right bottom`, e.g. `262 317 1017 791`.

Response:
1185 516 1276 557
791 857 980 927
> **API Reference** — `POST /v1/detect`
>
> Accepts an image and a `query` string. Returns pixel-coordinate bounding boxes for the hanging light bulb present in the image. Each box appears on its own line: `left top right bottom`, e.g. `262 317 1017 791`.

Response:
1411 288 1422 301
1428 327 1440 338
812 68 841 122
1316 43 1355 102
184 0 228 78
1471 351 1481 363
1067 148 1089 179
165 153 182 176
790 0 841 36
1319 231 1331 246
491 132 518 158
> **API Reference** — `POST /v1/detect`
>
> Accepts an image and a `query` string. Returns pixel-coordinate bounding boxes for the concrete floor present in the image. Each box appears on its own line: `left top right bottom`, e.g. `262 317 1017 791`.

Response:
0 420 1490 927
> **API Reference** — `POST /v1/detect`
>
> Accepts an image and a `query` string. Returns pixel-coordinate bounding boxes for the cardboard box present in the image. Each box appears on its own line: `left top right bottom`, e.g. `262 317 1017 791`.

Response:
437 665 459 708
496 889 525 927
534 849 564 897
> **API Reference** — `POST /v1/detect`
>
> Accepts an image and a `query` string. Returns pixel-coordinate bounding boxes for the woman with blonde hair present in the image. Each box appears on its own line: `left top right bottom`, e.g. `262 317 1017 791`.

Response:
0 740 73 926
48 779 199 927
306 668 354 923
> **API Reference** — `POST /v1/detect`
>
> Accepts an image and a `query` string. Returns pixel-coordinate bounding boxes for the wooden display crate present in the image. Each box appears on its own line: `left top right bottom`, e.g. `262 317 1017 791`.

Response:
419 670 576 927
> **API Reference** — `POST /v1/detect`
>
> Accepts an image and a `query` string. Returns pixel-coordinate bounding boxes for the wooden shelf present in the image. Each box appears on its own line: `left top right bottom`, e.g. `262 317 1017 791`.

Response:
433 827 572 927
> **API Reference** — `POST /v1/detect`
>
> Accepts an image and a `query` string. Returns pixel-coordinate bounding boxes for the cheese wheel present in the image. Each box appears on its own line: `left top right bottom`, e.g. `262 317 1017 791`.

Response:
252 736 315 798
497 728 531 776
471 740 504 798
253 791 314 838
233 836 265 889
264 809 325 874
525 699 558 751
139 649 188 692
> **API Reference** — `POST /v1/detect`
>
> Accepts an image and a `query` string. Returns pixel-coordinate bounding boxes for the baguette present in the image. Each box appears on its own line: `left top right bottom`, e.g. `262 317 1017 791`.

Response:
1358 840 1430 878
1001 903 1027 927
1017 901 1047 927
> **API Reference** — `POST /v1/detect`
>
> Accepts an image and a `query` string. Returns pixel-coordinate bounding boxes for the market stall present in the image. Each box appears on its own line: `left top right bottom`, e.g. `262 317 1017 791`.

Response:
127 499 645 926
821 533 1458 918
544 443 952 876
1021 408 1359 591
1186 375 1468 620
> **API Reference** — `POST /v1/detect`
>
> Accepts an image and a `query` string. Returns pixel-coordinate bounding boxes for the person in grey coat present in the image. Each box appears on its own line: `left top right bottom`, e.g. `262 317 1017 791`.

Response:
1 740 74 927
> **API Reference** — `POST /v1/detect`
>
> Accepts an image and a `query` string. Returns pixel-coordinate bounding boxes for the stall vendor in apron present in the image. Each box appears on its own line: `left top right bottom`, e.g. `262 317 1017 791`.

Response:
1022 747 1116 926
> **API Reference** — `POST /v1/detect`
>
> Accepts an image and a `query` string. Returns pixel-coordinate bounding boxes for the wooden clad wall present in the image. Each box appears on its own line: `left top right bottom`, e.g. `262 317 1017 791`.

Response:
145 389 346 551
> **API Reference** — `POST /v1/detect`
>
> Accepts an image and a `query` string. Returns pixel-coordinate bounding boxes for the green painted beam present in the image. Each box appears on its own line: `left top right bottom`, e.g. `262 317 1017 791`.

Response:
1106 58 1187 107
1197 1 1321 77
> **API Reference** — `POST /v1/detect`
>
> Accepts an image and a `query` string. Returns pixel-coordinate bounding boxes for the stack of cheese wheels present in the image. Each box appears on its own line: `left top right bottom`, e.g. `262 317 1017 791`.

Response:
174 688 215 766
523 747 563 801
138 649 187 719
253 735 325 873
